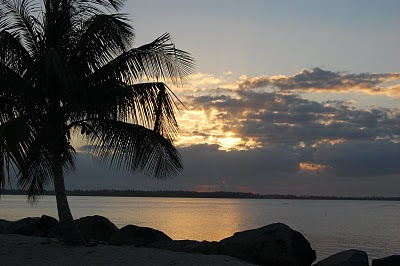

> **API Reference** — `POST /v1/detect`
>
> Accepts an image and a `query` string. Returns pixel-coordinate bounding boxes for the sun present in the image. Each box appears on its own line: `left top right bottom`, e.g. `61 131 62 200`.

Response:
218 137 242 150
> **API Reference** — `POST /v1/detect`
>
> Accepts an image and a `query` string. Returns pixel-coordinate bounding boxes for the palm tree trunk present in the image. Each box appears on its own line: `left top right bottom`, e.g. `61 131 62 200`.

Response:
53 160 74 222
52 160 85 245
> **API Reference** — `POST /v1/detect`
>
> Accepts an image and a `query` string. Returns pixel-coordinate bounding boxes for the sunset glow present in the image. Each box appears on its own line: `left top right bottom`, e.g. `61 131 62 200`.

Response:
300 163 330 172
217 136 242 150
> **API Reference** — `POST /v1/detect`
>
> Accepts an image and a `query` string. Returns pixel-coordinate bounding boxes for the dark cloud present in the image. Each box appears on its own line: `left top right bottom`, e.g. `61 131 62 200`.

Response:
65 142 400 196
173 85 400 191
188 90 399 146
179 144 300 181
238 68 400 95
314 140 400 176
178 142 400 193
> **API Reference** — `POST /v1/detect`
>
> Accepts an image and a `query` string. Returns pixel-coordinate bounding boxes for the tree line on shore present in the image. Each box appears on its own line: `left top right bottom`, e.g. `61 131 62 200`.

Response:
3 189 400 201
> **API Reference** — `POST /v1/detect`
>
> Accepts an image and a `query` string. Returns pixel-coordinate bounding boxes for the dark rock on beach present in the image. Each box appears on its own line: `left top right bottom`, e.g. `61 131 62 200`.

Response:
372 255 400 266
1 215 319 266
2 217 38 234
45 223 63 239
219 223 316 266
75 215 118 242
314 249 368 266
109 225 172 247
3 215 59 237
151 223 317 266
0 219 12 233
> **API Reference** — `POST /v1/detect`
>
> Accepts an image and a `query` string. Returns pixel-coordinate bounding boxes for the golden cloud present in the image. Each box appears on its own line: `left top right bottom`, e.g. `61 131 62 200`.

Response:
299 162 331 172
168 69 400 152
237 68 400 96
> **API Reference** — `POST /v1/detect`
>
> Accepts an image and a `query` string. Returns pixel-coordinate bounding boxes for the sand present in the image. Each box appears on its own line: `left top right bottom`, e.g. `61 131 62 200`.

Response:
0 234 253 265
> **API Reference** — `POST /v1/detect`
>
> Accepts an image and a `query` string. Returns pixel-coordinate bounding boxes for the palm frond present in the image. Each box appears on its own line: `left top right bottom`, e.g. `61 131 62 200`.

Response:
56 0 126 22
0 30 32 74
71 13 134 75
16 139 76 202
0 116 35 196
0 95 15 124
82 119 182 179
16 145 52 202
0 0 40 55
0 63 28 122
74 0 126 11
90 33 194 85
0 60 44 120
77 82 180 139
0 5 5 24
0 114 75 201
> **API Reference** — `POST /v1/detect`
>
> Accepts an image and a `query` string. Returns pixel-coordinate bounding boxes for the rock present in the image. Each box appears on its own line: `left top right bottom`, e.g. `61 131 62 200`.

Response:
0 219 12 233
372 255 400 266
109 225 172 247
314 249 368 266
149 240 220 255
219 223 316 266
45 224 62 238
3 217 39 234
75 215 118 242
5 216 59 237
44 220 86 245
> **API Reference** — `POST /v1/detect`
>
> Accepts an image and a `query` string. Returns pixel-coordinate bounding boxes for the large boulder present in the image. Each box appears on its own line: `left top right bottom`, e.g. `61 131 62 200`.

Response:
75 215 118 242
372 255 400 266
149 240 220 255
109 225 172 246
43 220 86 245
314 249 368 266
45 223 62 239
4 215 59 237
0 219 12 233
219 223 316 266
3 217 38 234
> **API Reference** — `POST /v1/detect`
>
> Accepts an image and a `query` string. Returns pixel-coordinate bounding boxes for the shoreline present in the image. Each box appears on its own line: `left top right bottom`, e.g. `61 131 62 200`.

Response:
4 189 400 201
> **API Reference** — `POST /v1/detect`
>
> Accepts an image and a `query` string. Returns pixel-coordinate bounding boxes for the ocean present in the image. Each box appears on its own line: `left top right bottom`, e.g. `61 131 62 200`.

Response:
1 195 399 261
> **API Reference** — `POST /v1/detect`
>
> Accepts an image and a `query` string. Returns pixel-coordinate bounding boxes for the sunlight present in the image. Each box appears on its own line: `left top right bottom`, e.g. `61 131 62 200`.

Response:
312 138 346 147
218 136 242 150
300 162 330 172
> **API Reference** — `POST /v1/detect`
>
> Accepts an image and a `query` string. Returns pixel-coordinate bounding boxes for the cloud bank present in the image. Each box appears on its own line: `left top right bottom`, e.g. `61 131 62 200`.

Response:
66 68 400 196
238 68 400 96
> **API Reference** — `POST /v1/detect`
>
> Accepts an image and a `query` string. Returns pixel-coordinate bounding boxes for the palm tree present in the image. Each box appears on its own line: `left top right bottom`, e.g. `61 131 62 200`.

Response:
0 0 194 243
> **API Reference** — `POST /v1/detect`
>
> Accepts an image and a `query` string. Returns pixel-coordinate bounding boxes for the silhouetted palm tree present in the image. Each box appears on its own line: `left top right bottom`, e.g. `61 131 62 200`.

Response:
0 0 193 243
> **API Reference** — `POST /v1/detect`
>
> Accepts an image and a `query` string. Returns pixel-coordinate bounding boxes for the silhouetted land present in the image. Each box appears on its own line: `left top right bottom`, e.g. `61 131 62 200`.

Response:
3 189 400 201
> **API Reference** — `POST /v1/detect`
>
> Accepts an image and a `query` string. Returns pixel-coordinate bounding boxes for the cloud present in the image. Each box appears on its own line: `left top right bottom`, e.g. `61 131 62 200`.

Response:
62 68 400 196
173 82 400 182
237 68 400 96
168 72 236 95
314 140 400 176
69 142 400 196
180 143 301 180
182 89 399 148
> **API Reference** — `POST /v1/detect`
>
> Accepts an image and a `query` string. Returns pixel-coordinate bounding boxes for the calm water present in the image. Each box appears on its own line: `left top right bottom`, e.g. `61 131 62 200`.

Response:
1 195 400 261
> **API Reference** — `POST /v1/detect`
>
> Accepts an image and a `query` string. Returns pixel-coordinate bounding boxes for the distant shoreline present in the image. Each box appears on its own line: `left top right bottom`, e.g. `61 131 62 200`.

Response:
3 189 400 201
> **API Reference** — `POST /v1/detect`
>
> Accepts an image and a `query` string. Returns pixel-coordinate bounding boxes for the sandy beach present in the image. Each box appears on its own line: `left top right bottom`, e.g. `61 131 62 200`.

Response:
0 234 252 266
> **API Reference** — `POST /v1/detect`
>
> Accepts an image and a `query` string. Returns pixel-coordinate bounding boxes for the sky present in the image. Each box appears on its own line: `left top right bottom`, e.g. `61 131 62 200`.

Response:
67 0 400 196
